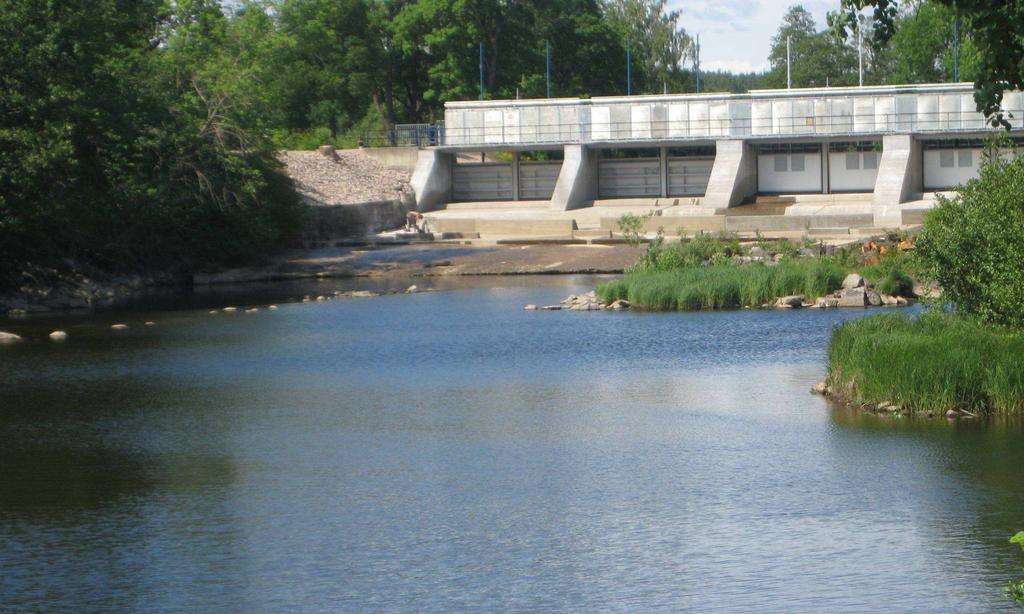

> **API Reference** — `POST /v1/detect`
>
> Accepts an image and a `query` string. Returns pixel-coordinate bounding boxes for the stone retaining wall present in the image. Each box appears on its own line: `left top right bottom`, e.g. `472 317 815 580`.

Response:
303 198 413 240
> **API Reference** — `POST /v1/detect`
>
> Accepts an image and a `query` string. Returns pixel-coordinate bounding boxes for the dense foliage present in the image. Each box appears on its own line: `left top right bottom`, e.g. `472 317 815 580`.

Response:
827 311 1024 414
916 155 1024 327
0 0 304 286
831 0 1017 123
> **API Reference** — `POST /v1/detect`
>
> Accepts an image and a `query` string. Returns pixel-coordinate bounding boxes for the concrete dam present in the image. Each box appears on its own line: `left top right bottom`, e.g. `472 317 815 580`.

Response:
409 83 1022 240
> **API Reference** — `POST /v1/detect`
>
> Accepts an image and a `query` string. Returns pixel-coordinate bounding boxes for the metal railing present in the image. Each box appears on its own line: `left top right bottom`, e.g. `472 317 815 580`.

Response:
440 110 1021 148
358 123 446 147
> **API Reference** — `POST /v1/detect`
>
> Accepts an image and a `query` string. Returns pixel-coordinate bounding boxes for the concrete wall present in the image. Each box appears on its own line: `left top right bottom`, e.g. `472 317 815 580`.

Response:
303 199 412 240
550 145 598 210
410 149 453 211
360 146 420 172
702 140 757 208
873 134 923 227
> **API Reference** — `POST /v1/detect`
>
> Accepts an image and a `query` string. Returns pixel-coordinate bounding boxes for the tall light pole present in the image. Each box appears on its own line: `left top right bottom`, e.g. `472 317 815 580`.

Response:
626 38 632 95
858 27 864 86
695 34 701 93
953 16 961 81
478 42 484 99
545 40 552 98
786 35 792 89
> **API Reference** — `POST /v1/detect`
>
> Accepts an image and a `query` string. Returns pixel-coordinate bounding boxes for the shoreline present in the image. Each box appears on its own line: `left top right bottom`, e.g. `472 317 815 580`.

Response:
2 243 642 317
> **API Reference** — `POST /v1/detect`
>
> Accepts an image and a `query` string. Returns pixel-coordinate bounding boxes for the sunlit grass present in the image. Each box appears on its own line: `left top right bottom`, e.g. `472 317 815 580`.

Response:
596 259 845 311
827 311 1024 415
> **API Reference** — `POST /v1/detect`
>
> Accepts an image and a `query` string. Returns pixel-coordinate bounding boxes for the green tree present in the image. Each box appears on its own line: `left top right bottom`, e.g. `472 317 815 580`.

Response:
764 5 857 89
277 0 376 137
604 0 692 93
0 0 302 285
883 2 980 84
917 154 1024 327
830 0 1024 124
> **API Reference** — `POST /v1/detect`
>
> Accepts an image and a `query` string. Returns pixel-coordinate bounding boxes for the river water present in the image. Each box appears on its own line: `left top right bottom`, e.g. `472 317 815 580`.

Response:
1 276 1022 612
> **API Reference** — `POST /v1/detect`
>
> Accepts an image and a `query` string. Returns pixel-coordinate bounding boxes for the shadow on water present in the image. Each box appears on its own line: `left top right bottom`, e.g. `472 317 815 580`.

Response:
828 404 1024 607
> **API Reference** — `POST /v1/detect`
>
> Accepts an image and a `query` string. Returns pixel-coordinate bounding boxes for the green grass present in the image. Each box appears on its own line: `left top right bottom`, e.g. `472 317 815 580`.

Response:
827 311 1024 415
596 258 846 311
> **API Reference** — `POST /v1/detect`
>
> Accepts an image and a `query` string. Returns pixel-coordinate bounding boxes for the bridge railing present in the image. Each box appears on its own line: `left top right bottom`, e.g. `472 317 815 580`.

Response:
440 109 1022 148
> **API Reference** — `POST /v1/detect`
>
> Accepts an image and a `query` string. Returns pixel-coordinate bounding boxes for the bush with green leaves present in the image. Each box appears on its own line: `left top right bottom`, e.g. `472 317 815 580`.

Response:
0 0 305 287
877 270 915 297
917 156 1024 326
1008 532 1024 605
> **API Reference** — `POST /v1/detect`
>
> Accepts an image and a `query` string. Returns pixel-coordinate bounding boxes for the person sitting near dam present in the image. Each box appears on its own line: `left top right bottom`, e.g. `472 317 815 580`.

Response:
405 211 423 232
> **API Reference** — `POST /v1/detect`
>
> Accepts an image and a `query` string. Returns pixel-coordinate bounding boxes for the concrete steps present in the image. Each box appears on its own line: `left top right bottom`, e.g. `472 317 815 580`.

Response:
444 200 548 210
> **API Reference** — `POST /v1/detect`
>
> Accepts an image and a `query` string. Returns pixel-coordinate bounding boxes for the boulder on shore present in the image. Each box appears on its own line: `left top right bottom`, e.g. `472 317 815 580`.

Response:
0 331 23 343
49 330 68 341
837 287 868 307
842 273 865 290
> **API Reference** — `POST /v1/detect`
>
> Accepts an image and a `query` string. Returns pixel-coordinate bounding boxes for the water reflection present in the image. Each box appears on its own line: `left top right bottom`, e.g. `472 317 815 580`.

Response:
0 277 1021 611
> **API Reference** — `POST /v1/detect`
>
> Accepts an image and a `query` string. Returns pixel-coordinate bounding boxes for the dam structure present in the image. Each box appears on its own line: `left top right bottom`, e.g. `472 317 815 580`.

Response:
410 83 1023 240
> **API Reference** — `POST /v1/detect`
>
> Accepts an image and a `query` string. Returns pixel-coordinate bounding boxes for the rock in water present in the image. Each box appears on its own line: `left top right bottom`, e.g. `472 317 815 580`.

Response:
268 305 279 310
49 330 68 341
223 306 237 312
866 290 883 306
524 304 537 311
0 331 23 343
405 285 418 294
144 321 156 326
810 381 829 395
842 273 865 290
111 324 128 330
775 295 805 309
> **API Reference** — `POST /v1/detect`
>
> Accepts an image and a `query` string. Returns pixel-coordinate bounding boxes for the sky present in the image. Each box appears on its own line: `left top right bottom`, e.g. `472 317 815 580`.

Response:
668 0 836 73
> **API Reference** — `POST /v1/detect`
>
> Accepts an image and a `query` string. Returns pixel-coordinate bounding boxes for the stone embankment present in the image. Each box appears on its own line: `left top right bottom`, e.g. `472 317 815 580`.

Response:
1 263 179 316
777 274 910 310
810 380 978 420
280 148 413 205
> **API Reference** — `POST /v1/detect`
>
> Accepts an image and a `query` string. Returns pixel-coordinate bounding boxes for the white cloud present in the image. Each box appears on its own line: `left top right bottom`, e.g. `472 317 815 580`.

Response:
670 0 836 73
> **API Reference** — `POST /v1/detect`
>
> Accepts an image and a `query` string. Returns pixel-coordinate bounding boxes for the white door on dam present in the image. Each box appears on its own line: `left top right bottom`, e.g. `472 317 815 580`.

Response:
757 144 822 193
922 139 982 190
828 142 881 192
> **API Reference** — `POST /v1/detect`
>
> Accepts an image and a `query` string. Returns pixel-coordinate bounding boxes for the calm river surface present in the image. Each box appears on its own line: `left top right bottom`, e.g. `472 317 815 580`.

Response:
2 275 1023 612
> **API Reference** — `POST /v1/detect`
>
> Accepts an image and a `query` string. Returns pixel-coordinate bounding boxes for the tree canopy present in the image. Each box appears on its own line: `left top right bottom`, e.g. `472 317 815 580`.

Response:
829 0 1020 123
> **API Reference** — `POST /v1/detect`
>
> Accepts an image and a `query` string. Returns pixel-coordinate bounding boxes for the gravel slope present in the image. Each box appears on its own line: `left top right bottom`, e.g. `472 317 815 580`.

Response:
280 150 413 205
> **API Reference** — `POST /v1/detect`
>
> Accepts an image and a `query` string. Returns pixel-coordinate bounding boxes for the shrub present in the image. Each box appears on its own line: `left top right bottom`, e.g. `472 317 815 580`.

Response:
917 156 1024 326
878 270 915 297
827 311 1024 414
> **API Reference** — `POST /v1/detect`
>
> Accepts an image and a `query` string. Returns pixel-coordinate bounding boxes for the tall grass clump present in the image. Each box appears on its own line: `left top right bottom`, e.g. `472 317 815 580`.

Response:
827 311 1024 415
597 258 845 310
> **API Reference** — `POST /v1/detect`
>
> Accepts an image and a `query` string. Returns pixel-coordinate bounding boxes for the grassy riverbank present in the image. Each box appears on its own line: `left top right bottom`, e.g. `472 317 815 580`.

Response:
827 312 1024 415
596 259 846 310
